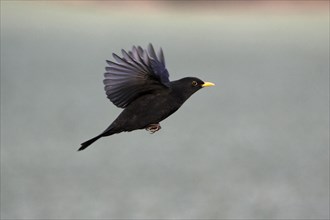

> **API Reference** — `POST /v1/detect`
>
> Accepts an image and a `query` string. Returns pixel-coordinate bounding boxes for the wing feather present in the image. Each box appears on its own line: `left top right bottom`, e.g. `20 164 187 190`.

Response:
103 44 170 108
158 48 165 66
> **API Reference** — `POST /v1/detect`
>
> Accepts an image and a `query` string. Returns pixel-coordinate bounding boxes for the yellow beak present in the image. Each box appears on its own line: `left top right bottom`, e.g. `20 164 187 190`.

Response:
202 82 215 87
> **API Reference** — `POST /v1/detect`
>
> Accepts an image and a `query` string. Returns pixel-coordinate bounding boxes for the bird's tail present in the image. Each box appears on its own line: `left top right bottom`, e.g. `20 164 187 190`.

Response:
78 135 103 151
79 123 118 151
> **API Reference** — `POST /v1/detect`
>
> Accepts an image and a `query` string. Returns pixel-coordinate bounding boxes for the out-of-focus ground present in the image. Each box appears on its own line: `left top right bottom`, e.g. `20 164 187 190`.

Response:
1 1 329 219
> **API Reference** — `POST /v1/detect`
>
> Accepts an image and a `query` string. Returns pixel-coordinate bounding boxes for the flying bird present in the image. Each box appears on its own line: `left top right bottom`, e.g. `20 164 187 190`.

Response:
79 44 214 151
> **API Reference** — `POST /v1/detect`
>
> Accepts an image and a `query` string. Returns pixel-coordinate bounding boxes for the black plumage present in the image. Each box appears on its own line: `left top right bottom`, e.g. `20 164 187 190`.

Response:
79 44 214 151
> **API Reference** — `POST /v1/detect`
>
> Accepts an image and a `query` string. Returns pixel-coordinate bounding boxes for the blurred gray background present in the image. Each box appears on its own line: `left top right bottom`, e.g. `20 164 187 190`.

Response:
1 1 329 219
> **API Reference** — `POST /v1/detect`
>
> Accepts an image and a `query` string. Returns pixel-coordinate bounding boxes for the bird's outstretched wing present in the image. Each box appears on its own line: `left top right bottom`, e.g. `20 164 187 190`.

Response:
104 44 170 108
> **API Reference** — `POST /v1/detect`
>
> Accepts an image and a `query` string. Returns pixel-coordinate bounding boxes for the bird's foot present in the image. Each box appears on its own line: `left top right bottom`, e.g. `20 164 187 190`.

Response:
145 123 161 134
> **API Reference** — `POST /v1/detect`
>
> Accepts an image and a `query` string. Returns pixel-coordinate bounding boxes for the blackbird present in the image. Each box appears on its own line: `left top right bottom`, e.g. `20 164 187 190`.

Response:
79 44 214 151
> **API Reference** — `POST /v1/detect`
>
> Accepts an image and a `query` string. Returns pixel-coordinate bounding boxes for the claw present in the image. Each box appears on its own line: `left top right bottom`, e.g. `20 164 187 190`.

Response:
145 123 161 134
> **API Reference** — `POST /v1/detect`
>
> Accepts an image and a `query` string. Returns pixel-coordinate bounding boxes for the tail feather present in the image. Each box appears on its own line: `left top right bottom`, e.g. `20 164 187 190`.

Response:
79 124 117 151
78 135 102 151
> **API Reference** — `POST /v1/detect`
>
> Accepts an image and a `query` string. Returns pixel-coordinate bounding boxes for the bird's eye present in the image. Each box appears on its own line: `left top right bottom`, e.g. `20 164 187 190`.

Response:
192 81 198 86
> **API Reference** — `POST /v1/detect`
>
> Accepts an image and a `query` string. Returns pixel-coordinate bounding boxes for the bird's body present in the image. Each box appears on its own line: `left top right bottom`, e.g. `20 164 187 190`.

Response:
79 44 214 151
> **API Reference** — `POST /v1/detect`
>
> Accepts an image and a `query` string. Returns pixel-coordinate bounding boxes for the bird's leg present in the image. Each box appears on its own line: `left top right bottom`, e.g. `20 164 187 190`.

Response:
145 123 161 134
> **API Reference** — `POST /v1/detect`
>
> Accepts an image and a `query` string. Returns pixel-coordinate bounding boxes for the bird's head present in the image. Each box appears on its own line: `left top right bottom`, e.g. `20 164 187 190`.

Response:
176 77 215 89
170 77 215 101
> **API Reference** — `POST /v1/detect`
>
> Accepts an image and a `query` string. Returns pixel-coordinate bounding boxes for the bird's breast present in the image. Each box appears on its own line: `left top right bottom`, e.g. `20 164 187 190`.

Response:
120 92 182 127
